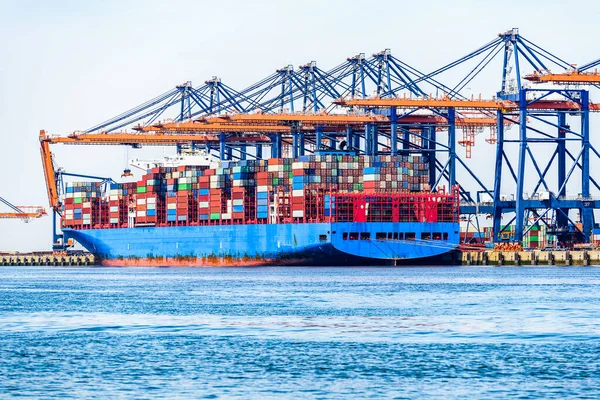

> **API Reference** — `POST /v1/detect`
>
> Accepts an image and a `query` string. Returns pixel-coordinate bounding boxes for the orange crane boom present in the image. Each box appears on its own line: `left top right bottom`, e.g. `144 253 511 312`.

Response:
137 122 294 133
42 131 273 145
335 96 600 112
39 130 60 211
525 70 600 85
335 95 517 110
220 112 387 125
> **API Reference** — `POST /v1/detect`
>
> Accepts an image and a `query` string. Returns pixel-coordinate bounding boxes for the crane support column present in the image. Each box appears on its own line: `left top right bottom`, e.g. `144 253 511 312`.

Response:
493 110 505 241
219 133 226 160
299 133 305 156
239 145 247 161
364 124 372 156
316 126 323 152
402 128 410 156
353 128 361 152
581 90 593 242
256 144 263 160
557 112 568 230
390 106 398 156
271 134 282 158
428 125 437 189
276 135 282 158
292 130 299 159
346 126 353 151
515 90 528 243
372 125 378 156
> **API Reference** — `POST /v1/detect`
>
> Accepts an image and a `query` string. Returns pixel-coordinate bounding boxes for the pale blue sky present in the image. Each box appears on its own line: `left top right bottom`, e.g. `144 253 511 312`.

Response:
1 0 599 251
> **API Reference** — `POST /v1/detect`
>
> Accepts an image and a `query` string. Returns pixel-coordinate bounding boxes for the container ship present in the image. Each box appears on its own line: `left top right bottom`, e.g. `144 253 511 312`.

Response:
59 153 460 266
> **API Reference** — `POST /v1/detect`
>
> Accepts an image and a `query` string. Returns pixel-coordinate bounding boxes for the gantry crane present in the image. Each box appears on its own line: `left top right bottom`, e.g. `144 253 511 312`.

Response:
0 197 47 222
38 27 600 249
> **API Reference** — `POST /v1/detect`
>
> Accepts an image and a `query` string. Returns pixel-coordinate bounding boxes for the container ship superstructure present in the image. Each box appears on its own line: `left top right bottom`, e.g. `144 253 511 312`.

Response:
59 153 460 266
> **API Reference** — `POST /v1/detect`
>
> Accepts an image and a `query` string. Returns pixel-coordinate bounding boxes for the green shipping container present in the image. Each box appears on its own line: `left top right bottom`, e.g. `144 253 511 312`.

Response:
210 213 220 220
137 186 147 194
272 178 279 185
74 198 83 204
178 184 190 191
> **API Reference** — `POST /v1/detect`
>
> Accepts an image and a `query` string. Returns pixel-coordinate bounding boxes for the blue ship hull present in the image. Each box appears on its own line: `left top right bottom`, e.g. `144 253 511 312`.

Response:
64 222 460 266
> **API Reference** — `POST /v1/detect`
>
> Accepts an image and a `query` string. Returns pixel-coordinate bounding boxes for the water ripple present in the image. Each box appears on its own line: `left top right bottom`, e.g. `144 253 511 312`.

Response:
0 266 599 399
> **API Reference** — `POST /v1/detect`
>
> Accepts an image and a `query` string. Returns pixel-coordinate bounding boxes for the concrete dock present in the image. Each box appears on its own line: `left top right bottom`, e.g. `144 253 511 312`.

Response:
461 250 600 266
0 253 96 266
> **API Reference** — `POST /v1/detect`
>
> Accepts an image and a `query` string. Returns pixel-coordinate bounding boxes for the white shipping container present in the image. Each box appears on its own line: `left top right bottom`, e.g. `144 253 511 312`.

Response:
292 189 304 197
292 210 304 218
109 195 120 201
199 202 209 208
146 197 156 204
167 203 177 210
173 172 180 179
109 218 119 224
137 211 146 217
221 213 231 220
137 198 146 205
292 162 304 169
232 199 244 206
257 185 269 192
109 206 119 213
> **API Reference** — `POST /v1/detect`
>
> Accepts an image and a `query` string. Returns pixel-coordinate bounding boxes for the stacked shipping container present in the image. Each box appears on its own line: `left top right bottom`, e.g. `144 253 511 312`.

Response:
61 154 440 229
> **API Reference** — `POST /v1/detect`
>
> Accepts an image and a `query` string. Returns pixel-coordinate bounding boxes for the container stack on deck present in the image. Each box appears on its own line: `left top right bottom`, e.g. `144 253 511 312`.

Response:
61 154 440 229
62 182 105 228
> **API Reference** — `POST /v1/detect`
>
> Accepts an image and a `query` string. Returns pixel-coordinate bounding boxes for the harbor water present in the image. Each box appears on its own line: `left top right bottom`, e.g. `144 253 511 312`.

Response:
0 266 599 399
